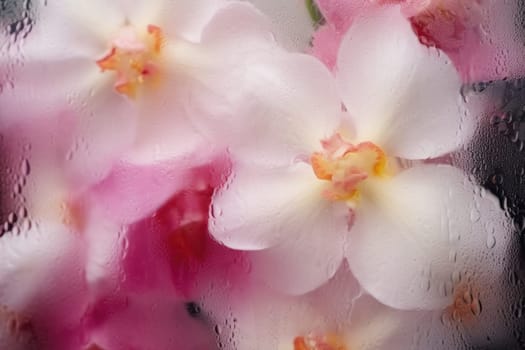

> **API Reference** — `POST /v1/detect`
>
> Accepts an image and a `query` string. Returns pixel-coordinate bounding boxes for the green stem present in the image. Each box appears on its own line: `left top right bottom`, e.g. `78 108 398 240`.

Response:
305 0 325 27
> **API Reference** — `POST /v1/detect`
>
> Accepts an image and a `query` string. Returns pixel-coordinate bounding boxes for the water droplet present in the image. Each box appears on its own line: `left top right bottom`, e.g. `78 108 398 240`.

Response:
20 159 30 176
452 270 461 284
210 205 222 219
463 291 472 304
486 234 496 249
470 299 482 316
452 309 461 322
491 174 504 185
11 225 20 236
424 279 431 291
3 222 13 233
470 208 480 222
17 207 27 219
13 183 22 195
20 219 31 232
490 114 502 125
449 250 458 263
7 212 17 224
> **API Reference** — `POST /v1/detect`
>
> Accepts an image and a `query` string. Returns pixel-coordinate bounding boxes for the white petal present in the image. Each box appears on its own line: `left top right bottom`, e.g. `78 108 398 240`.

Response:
347 294 463 350
0 0 128 137
195 52 342 167
211 286 304 350
347 294 424 350
112 0 164 29
0 75 135 186
157 0 223 42
27 0 121 58
200 1 276 55
169 4 340 167
249 206 348 295
0 222 87 350
66 85 138 185
346 165 510 310
306 264 361 321
336 6 472 159
127 75 207 163
218 267 360 350
209 162 334 250
0 222 79 309
0 56 102 130
83 209 123 293
0 1 135 183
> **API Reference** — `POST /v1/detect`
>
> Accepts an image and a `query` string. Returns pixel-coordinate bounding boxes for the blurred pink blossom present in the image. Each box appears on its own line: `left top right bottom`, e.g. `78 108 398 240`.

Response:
312 0 525 82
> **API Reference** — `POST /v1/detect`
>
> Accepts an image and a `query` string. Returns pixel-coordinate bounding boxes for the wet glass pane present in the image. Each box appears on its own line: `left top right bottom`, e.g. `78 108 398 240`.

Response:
1 0 524 349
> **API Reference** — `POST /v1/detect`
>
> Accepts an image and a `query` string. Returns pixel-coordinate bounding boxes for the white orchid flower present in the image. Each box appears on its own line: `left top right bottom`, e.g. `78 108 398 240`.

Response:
0 0 276 180
210 266 444 350
209 5 513 311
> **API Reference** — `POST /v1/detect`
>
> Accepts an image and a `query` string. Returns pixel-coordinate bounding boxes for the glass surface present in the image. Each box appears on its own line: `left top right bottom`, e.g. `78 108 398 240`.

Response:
0 0 524 349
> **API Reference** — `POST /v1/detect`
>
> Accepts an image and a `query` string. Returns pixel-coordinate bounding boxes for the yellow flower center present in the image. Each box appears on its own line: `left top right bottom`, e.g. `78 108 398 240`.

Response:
311 133 388 204
293 333 347 350
97 24 164 99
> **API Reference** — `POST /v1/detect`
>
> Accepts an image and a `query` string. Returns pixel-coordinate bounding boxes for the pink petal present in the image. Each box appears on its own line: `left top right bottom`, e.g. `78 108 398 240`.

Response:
310 24 343 70
86 291 217 350
87 152 229 224
315 0 370 32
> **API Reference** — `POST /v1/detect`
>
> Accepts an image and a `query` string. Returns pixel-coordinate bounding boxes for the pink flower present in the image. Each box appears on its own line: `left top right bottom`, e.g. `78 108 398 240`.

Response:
312 0 525 82
82 290 218 350
0 116 243 348
106 155 246 295
208 6 511 311
80 156 254 350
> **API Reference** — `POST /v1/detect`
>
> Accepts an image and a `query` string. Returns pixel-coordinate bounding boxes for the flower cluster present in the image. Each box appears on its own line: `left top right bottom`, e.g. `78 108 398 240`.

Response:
0 0 521 349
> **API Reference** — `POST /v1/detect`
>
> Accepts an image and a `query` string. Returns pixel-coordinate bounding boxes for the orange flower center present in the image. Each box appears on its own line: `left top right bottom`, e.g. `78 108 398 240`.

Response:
444 283 482 325
60 200 86 233
97 24 164 99
294 333 347 350
311 133 388 204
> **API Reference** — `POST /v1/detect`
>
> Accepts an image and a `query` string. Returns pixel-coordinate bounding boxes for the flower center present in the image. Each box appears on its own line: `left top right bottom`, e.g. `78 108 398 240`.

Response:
310 133 388 204
60 200 85 233
444 283 482 325
97 24 164 99
293 333 347 350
